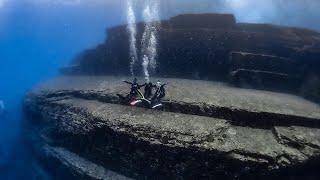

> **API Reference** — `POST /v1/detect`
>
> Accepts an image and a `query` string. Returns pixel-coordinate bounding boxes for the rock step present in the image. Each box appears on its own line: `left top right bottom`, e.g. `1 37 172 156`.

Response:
24 95 320 179
42 146 133 180
32 76 320 129
40 88 320 129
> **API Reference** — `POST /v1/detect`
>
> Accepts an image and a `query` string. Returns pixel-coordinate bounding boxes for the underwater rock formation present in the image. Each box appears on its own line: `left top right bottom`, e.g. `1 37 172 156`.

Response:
25 13 320 179
62 13 320 101
24 76 320 179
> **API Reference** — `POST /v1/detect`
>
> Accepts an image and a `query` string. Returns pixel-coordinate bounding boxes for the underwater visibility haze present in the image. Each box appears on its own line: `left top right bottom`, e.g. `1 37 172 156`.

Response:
1 0 320 179
0 1 123 179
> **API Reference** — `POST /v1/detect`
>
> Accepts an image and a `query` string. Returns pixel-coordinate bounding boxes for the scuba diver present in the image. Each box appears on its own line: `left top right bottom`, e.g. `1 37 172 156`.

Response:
151 80 167 109
122 78 145 99
117 78 168 109
144 82 156 99
117 78 147 106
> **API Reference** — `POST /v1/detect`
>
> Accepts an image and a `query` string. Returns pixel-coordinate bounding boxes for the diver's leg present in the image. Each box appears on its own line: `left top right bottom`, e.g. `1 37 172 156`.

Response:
129 90 135 98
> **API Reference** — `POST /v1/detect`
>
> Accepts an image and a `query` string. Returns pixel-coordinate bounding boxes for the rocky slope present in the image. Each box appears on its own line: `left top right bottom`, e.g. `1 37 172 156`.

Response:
24 76 320 179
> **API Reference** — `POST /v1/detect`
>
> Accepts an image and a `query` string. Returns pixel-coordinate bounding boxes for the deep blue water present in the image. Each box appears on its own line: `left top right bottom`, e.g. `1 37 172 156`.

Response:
0 1 319 179
0 2 122 179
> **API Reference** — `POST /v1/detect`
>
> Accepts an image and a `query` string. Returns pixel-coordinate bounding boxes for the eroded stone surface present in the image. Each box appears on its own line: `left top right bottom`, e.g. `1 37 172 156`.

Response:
24 88 320 179
32 76 320 127
274 126 320 151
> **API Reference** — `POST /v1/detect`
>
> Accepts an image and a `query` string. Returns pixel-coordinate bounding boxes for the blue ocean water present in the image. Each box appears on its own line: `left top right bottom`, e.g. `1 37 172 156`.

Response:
0 2 122 179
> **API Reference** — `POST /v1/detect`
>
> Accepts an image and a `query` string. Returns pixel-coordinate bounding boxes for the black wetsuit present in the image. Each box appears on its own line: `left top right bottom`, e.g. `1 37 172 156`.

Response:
152 84 166 102
123 80 145 98
144 82 156 99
